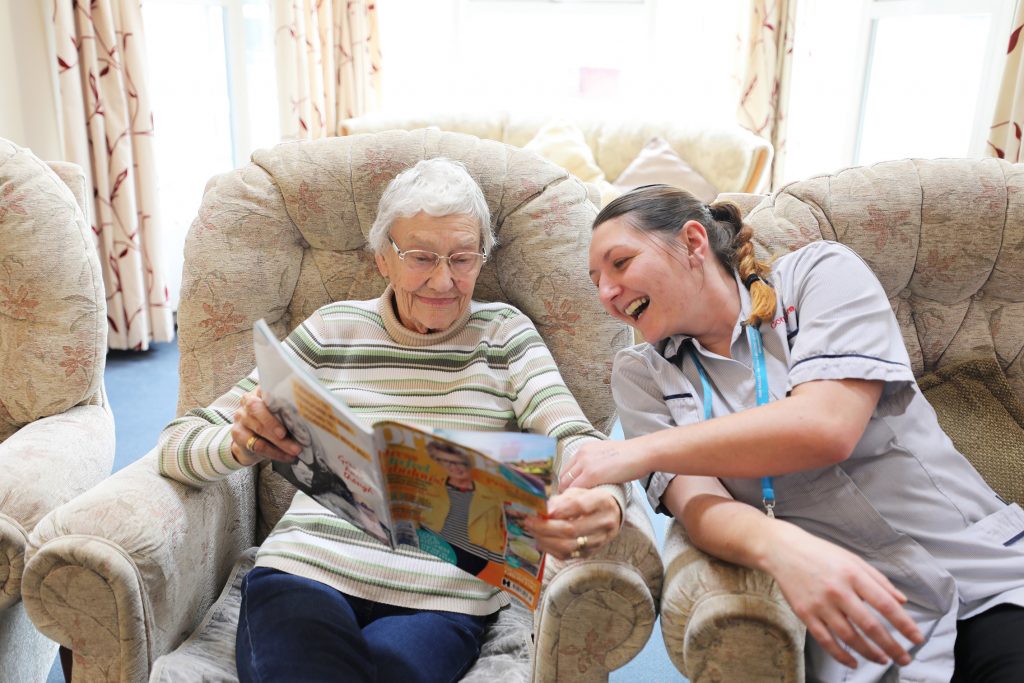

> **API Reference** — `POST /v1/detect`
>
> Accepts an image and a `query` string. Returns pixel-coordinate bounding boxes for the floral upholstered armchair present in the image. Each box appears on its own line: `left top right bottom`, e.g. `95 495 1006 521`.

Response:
659 158 1024 682
22 130 663 682
0 139 114 681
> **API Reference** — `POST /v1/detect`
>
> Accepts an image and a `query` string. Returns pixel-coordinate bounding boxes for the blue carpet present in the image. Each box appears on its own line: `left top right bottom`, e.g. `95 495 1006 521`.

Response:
103 341 182 472
47 339 685 682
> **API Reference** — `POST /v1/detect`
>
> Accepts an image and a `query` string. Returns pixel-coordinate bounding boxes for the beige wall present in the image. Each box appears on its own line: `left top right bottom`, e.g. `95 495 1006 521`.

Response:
0 0 61 159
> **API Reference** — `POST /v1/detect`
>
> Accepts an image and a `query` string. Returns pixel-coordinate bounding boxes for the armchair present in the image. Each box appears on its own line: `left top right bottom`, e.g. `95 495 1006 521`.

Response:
659 158 1024 681
22 130 663 682
0 139 114 681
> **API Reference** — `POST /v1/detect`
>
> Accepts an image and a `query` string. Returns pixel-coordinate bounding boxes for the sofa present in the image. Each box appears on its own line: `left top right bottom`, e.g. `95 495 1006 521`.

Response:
658 157 1024 681
22 129 663 682
340 111 773 196
0 139 115 682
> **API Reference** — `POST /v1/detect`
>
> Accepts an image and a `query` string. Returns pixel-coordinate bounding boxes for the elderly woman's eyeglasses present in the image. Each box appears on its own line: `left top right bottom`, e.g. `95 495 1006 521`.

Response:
389 236 487 275
433 457 470 469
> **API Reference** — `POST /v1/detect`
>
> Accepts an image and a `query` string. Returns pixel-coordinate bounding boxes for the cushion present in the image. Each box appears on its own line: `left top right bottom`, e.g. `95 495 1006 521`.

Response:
0 139 106 441
149 547 533 682
917 358 1024 506
149 548 256 682
522 120 605 184
595 179 621 208
612 136 718 202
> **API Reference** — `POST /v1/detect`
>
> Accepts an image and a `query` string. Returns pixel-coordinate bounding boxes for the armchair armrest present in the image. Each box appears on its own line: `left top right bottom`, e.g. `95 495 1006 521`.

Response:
533 497 662 682
22 450 257 683
660 518 805 682
0 404 114 608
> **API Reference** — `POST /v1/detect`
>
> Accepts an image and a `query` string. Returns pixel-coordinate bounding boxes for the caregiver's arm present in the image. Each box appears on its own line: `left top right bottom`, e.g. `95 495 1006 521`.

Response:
563 377 883 489
664 474 922 669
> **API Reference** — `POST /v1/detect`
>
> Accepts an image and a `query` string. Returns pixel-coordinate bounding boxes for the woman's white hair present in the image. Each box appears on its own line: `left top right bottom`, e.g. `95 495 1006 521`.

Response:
367 157 496 256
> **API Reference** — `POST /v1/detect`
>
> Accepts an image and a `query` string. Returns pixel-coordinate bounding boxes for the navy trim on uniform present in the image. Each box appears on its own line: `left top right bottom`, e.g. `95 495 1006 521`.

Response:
663 393 693 401
790 353 909 369
1004 530 1024 547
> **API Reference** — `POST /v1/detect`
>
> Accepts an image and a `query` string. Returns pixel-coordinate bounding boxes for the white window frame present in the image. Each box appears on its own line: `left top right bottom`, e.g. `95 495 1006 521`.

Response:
851 0 1015 163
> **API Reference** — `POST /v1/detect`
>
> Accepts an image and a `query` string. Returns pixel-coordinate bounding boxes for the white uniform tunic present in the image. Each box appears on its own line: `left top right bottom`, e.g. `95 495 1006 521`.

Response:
613 241 1024 683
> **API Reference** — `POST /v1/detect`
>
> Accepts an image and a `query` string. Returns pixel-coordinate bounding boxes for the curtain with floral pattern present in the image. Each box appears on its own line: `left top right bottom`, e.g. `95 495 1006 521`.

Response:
273 0 382 139
736 0 797 190
988 1 1024 162
51 0 173 350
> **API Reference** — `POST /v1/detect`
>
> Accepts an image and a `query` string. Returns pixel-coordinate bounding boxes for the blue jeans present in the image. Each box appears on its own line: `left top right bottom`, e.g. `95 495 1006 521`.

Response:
236 567 491 683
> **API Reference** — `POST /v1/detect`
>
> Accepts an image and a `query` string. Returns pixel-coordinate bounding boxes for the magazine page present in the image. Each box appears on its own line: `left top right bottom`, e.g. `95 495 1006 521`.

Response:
373 422 554 610
252 320 395 547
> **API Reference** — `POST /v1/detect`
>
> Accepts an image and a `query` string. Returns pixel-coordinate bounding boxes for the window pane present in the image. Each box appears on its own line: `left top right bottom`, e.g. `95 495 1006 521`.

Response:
242 0 280 155
376 0 743 120
856 13 990 165
144 1 234 309
143 0 277 309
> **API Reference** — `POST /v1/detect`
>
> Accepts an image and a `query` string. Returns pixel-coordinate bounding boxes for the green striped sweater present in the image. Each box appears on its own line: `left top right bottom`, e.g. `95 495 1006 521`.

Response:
159 288 623 615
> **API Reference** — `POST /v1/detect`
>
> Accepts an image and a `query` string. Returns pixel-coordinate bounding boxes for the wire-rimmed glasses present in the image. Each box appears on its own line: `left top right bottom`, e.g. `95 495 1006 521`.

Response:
389 235 487 275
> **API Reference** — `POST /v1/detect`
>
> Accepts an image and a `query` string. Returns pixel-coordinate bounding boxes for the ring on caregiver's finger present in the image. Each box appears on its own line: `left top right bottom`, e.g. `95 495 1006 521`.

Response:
566 470 575 481
576 535 588 550
246 435 260 452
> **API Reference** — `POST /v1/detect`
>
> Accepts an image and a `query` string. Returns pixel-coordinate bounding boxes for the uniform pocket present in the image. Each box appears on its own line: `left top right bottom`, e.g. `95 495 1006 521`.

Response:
941 503 1024 605
664 394 700 426
971 503 1024 546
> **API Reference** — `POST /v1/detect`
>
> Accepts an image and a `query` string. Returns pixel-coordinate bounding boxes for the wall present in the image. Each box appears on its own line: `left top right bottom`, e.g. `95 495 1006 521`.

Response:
0 0 62 159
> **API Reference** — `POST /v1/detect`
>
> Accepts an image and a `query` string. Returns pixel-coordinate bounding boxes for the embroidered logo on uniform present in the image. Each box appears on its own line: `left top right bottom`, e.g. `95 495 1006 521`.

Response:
770 306 797 330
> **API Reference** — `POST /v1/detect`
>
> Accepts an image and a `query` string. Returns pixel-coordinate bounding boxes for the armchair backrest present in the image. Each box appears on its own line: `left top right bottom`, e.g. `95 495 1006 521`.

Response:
737 158 1024 505
176 130 631 539
0 139 107 442
340 112 773 193
740 158 1024 398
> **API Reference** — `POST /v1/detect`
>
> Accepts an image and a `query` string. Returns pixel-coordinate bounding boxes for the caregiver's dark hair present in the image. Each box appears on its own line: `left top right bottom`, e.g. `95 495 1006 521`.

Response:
593 184 776 327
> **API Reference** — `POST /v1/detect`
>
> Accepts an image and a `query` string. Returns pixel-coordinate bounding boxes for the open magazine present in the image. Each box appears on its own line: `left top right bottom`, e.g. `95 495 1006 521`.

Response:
253 319 555 609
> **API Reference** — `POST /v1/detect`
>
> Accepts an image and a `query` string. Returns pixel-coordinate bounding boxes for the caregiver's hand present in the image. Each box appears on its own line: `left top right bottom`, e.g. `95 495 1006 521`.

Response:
559 439 650 493
764 523 924 669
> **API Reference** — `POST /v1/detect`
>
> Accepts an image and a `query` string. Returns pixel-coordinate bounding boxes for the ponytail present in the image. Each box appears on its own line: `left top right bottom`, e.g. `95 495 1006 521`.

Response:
707 200 777 328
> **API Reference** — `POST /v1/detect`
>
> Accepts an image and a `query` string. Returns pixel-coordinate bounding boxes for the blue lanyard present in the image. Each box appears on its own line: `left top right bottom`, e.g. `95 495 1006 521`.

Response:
686 325 777 518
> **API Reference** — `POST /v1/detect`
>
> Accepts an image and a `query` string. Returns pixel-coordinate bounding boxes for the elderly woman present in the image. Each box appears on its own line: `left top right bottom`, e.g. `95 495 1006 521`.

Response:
158 158 625 683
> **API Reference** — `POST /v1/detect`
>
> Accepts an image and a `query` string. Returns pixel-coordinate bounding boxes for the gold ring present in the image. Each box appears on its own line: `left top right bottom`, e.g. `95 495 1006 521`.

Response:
576 535 588 550
246 435 260 452
570 549 581 560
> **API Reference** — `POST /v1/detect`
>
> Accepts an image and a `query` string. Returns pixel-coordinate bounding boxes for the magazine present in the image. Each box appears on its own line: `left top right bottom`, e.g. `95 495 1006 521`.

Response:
252 319 555 609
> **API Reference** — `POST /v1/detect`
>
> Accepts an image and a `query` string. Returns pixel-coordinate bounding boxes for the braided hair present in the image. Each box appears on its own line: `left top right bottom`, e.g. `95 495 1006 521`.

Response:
593 185 776 327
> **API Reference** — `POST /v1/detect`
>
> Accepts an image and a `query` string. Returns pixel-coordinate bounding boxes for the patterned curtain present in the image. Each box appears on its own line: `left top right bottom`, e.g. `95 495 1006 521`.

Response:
51 0 173 350
273 0 382 139
736 0 797 190
988 2 1024 161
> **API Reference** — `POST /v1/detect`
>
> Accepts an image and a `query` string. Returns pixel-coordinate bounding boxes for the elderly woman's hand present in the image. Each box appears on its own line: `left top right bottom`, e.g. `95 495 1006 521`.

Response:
524 488 622 561
230 388 301 466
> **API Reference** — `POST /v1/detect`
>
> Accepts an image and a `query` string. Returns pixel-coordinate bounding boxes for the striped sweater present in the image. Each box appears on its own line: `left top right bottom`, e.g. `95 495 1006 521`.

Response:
159 287 624 615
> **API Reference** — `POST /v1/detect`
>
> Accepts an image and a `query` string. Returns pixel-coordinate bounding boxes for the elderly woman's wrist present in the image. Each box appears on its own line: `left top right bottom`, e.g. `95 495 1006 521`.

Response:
597 483 626 528
226 434 256 468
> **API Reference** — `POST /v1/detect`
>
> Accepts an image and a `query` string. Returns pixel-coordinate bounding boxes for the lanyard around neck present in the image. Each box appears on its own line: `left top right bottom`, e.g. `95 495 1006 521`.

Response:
685 325 777 518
